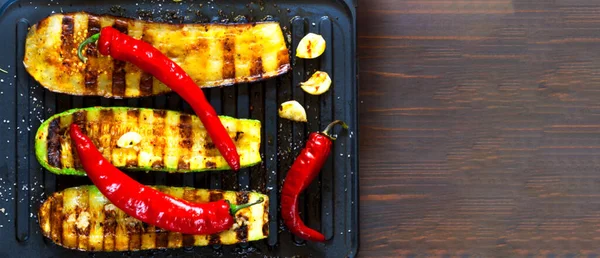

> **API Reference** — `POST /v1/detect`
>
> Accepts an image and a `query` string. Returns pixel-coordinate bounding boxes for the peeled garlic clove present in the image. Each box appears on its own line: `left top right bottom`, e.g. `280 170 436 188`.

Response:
295 33 326 59
116 132 142 148
301 71 332 95
278 100 308 122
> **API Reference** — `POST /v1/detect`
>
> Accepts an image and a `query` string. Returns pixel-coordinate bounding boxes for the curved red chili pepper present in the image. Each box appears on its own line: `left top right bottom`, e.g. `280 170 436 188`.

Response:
78 27 240 171
69 124 262 235
281 120 347 242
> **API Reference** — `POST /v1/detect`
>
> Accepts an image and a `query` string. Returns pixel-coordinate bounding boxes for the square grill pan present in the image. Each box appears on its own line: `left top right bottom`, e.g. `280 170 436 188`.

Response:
0 0 358 257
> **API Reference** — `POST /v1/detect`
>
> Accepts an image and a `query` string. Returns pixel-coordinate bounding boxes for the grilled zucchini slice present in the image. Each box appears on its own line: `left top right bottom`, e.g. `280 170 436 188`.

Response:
24 12 290 98
35 107 261 175
38 185 269 251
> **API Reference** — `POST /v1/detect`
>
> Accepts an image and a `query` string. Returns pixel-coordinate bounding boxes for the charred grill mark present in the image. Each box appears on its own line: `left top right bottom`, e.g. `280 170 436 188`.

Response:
250 57 264 79
69 209 80 249
72 111 87 169
262 198 269 237
99 109 115 131
262 221 269 237
209 192 224 202
236 191 249 205
127 109 140 120
179 115 193 149
102 206 118 251
222 37 236 80
139 72 153 96
126 109 141 167
84 15 101 92
154 110 166 118
152 160 165 169
111 20 128 97
99 109 114 161
182 188 195 202
206 161 217 169
73 206 85 247
126 159 138 167
85 15 101 56
60 15 75 57
177 115 192 169
129 234 142 251
152 110 166 169
234 215 249 242
234 131 244 142
75 189 90 250
127 221 142 251
100 109 114 120
141 222 152 233
182 234 195 247
77 219 84 249
177 159 190 170
208 234 221 245
204 142 215 149
47 118 62 168
112 19 129 35
138 28 153 97
111 62 127 96
156 232 169 248
50 193 64 245
72 110 87 126
180 189 196 247
57 136 68 169
277 49 290 71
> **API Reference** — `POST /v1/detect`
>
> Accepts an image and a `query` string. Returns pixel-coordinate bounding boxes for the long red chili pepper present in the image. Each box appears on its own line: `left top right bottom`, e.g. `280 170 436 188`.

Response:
69 124 263 235
77 27 240 171
281 120 348 242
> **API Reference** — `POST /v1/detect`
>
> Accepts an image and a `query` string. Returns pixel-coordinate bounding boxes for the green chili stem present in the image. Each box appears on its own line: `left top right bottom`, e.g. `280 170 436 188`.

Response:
77 33 100 63
321 120 348 140
229 197 265 215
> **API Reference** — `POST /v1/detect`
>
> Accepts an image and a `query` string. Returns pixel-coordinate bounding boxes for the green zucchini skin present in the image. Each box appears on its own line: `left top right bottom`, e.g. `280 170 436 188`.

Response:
38 185 270 251
35 107 262 176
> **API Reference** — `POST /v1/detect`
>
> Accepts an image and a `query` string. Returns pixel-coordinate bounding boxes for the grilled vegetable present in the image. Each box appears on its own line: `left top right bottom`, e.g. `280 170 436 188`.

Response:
300 71 332 95
38 185 270 251
278 100 307 122
70 123 264 236
35 107 261 176
81 26 243 170
281 120 347 242
24 12 290 98
296 33 326 59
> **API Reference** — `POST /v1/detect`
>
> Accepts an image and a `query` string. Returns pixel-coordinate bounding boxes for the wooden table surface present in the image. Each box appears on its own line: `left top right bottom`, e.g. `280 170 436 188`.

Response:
357 0 600 256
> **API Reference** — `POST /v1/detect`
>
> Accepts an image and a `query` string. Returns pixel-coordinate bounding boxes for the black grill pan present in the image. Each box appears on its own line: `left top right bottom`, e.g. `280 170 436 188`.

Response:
0 0 358 257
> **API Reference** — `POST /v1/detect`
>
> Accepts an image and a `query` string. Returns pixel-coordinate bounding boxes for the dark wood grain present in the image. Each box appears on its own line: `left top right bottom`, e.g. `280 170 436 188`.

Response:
358 0 600 257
